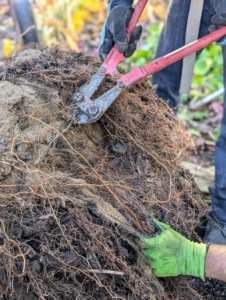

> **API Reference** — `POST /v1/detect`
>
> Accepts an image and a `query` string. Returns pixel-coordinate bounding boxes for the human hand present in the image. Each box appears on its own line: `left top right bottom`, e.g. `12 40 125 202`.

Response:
141 218 207 279
99 0 142 62
209 12 226 46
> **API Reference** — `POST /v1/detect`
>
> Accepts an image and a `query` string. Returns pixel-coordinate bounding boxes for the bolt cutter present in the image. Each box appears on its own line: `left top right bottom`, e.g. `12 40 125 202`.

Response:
71 0 226 125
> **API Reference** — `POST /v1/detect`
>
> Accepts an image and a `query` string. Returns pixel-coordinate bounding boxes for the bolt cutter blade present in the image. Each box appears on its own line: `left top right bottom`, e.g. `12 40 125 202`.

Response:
79 72 105 100
72 81 122 124
70 72 104 124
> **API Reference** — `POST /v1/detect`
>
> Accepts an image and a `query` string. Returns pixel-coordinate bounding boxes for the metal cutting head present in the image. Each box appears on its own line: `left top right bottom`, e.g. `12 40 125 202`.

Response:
71 72 122 125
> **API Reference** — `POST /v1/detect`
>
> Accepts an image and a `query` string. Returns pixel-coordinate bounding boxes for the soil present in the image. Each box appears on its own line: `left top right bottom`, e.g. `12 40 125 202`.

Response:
0 46 224 299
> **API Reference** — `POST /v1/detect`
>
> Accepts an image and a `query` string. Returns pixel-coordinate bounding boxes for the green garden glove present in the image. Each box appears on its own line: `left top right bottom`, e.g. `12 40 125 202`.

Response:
141 218 207 280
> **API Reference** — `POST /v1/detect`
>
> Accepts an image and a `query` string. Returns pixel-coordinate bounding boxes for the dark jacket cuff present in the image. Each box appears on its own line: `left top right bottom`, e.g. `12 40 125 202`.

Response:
109 0 133 10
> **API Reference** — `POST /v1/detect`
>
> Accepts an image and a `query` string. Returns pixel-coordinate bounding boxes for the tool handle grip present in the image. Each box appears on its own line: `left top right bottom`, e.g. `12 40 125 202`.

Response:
144 26 226 76
119 26 226 87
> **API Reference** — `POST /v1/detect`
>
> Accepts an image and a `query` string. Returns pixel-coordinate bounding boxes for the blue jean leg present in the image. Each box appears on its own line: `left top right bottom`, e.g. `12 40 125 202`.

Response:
153 0 226 224
152 0 191 111
152 0 214 110
209 45 226 225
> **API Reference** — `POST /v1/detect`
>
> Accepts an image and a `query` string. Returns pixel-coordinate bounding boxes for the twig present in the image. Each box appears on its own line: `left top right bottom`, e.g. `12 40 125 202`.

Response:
44 121 72 158
20 25 35 38
189 87 224 110
83 269 124 276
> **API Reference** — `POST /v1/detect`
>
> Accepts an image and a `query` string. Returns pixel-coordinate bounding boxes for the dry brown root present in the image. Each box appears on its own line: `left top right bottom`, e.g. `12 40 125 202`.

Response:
0 46 217 299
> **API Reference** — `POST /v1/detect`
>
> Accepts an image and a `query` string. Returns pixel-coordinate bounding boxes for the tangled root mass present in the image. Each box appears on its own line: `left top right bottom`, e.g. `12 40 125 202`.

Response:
0 47 217 299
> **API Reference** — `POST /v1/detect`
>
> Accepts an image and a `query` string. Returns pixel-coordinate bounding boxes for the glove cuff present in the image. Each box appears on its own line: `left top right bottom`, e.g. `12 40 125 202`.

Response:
185 241 207 280
109 0 133 10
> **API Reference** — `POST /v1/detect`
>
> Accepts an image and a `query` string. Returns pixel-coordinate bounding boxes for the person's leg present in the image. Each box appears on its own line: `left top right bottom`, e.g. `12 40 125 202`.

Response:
152 0 214 111
204 83 226 243
208 45 226 226
152 0 226 242
190 0 226 242
198 2 226 243
152 0 191 111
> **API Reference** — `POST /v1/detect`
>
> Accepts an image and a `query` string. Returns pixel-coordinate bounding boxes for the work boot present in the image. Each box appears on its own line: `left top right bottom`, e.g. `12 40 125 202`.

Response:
203 218 226 244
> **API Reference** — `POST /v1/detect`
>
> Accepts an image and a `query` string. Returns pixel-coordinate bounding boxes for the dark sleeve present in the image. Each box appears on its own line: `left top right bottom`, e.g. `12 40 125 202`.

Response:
109 0 134 9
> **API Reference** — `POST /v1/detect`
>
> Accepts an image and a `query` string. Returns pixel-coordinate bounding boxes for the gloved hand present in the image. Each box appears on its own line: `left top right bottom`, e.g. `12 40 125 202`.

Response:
209 12 226 46
141 218 207 280
99 0 142 62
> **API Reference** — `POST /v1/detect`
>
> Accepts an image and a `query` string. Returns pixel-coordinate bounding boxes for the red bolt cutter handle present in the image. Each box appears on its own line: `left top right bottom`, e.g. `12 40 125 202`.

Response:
100 0 226 88
120 25 226 87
